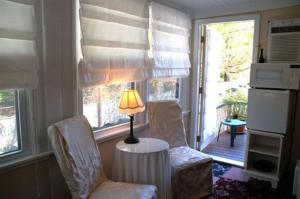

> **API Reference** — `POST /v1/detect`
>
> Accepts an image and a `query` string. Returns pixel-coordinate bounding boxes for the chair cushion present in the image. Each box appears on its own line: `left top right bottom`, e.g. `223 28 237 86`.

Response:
89 181 157 199
169 146 213 199
169 146 211 171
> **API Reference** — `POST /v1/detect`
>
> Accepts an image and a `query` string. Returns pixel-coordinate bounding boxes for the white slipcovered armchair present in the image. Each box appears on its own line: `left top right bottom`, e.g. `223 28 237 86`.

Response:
48 115 157 199
147 101 213 199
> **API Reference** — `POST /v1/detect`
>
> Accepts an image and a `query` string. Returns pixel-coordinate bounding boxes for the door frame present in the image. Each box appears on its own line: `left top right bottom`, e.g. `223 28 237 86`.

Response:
190 14 260 150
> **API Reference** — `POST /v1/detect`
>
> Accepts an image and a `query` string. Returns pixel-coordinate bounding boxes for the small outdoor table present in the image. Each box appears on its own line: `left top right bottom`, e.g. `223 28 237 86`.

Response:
217 119 246 147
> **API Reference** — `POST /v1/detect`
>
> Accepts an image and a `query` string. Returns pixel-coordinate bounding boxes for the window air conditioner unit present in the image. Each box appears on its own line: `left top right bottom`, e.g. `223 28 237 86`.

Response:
268 18 300 63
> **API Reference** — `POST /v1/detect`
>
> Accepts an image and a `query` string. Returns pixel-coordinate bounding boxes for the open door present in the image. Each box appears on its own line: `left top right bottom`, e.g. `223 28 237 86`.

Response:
194 16 259 166
199 26 222 150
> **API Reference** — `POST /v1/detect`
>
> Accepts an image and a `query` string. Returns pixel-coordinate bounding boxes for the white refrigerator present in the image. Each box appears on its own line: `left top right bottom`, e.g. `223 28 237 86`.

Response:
247 89 291 134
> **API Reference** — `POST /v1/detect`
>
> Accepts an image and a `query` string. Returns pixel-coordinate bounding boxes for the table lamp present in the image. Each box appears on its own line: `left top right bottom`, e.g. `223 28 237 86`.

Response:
119 89 145 144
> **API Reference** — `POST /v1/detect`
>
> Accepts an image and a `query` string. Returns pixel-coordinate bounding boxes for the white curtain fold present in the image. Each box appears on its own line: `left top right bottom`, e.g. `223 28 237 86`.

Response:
78 0 192 87
149 2 191 79
0 0 38 89
79 0 150 87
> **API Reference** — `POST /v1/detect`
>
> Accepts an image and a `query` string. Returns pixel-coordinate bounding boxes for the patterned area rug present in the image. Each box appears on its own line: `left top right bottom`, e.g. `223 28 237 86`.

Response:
212 162 232 177
208 162 295 199
207 177 275 199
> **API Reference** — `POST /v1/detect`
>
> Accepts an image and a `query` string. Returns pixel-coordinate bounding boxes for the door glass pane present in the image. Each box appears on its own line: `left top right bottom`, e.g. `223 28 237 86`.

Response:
0 90 20 156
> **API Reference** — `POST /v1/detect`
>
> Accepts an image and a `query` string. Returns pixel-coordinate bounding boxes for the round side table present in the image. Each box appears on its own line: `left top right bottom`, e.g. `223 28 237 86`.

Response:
112 138 170 199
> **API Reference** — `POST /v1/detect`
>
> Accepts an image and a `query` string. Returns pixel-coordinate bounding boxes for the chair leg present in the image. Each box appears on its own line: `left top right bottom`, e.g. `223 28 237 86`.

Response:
217 123 222 142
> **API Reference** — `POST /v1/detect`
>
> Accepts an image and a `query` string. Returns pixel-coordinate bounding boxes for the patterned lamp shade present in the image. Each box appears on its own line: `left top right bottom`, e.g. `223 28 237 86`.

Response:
119 90 145 116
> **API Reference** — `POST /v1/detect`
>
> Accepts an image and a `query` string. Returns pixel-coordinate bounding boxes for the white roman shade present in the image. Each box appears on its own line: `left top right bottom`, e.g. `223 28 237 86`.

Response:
149 2 191 78
79 0 150 87
0 0 38 89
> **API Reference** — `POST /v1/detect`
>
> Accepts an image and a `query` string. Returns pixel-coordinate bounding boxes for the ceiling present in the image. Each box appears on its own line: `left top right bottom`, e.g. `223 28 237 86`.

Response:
159 0 300 18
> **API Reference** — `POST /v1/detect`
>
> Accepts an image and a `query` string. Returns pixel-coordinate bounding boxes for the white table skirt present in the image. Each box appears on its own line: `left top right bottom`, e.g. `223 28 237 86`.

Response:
112 138 171 199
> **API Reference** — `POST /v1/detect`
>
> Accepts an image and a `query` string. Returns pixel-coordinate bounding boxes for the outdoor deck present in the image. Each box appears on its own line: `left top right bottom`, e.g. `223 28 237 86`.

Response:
202 131 247 165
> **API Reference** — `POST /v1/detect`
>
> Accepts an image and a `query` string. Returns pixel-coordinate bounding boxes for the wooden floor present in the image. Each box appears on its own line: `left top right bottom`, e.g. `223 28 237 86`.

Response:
202 131 247 164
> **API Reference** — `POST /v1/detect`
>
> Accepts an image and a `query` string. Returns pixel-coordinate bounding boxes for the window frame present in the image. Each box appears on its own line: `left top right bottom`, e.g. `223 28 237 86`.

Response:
78 78 183 142
145 78 182 124
0 90 21 157
82 82 132 131
79 81 147 139
146 78 181 102
0 90 35 165
75 0 148 140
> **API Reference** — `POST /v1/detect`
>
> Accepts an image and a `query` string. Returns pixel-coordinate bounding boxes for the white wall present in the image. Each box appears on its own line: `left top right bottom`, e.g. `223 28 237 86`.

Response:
0 0 193 197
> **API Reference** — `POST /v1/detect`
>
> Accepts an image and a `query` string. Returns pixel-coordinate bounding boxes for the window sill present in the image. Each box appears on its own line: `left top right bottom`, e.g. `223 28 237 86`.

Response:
94 123 149 144
94 110 190 144
0 111 188 170
0 151 52 172
0 124 148 171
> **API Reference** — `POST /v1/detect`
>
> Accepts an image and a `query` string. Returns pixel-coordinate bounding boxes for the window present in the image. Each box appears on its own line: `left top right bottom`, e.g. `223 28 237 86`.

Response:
83 83 134 131
0 90 21 156
148 78 179 101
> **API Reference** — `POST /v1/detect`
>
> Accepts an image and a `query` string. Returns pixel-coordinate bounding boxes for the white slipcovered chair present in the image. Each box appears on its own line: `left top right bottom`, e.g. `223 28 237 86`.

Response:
147 100 213 199
48 115 157 199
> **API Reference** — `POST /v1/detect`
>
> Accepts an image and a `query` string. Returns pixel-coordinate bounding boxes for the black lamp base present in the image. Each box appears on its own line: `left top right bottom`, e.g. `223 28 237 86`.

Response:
124 115 139 144
124 135 139 144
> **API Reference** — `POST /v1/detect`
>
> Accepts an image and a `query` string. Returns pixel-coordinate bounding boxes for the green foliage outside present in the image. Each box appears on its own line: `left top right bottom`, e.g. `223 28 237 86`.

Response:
0 90 18 155
208 21 254 120
221 90 248 120
209 21 254 83
222 90 248 105
0 90 15 106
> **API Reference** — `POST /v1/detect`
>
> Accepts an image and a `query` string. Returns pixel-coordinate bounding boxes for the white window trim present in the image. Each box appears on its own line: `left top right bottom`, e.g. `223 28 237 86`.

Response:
178 78 183 103
0 90 36 165
0 0 45 167
95 123 148 144
77 77 185 144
